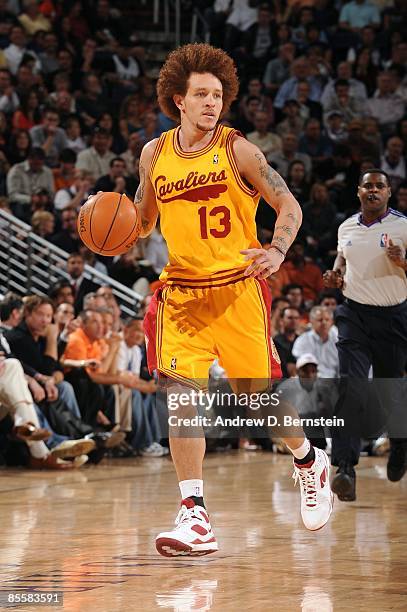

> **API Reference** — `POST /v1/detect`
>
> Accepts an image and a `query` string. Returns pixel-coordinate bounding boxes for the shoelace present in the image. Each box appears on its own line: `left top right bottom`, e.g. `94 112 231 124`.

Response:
175 505 209 530
175 505 198 527
293 466 317 507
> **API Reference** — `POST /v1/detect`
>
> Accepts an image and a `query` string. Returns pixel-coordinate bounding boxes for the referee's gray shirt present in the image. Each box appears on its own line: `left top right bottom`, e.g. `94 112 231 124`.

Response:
337 209 407 306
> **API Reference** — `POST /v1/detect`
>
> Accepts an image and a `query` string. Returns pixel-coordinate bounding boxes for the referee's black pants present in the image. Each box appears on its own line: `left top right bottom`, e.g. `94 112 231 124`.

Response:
331 298 407 467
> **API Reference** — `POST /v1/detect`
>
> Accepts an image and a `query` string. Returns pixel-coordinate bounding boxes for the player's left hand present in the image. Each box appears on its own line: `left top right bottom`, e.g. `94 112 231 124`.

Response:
386 239 406 268
241 247 285 279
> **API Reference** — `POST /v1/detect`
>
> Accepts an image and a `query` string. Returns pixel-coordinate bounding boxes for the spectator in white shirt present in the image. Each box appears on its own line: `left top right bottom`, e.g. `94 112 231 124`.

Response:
366 72 405 135
4 25 40 75
76 127 115 180
54 168 94 211
64 116 86 154
321 61 368 108
292 306 340 377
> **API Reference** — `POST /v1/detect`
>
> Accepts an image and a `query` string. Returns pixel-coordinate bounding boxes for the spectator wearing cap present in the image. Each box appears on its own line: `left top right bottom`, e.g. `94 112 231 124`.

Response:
29 108 68 168
292 306 339 377
276 99 305 139
276 353 332 450
76 127 115 180
6 147 54 221
267 133 312 180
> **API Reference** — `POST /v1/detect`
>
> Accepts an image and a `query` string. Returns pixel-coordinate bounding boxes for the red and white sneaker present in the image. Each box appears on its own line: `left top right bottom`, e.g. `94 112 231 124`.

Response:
293 447 334 531
156 498 219 557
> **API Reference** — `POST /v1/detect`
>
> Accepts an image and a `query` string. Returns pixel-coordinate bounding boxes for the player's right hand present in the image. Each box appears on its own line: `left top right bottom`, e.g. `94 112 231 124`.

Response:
323 270 343 288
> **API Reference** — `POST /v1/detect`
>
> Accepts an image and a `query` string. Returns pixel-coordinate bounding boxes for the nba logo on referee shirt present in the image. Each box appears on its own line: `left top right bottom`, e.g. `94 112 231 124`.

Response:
170 357 177 370
380 233 389 247
213 154 219 164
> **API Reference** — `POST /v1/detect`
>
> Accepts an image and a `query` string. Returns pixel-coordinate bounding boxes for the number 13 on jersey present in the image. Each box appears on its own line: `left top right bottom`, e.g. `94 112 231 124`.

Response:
198 205 231 239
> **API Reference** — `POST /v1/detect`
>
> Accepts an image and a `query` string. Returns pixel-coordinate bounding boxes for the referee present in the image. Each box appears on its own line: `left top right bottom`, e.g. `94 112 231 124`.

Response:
323 169 407 501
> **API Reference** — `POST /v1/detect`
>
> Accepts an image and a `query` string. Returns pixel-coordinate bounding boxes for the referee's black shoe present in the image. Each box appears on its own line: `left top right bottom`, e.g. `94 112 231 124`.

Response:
331 462 356 501
387 444 407 482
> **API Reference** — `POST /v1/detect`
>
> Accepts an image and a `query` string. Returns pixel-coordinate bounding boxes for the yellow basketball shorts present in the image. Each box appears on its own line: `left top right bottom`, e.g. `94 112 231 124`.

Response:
144 277 282 389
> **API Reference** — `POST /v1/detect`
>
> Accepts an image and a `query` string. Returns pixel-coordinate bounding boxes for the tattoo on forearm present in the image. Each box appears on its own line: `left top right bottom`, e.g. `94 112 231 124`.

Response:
275 224 293 237
134 165 145 204
284 212 300 230
255 153 290 196
270 236 288 254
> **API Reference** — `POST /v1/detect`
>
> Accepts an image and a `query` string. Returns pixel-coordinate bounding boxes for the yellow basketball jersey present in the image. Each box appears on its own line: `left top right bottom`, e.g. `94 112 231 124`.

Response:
149 125 261 287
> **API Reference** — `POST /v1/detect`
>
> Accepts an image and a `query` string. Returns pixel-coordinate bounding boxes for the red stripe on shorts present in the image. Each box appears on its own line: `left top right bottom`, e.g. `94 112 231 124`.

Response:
143 287 162 375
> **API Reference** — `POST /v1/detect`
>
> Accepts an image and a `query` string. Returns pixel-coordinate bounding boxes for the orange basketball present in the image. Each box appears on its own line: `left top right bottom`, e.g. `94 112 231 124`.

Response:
78 192 141 256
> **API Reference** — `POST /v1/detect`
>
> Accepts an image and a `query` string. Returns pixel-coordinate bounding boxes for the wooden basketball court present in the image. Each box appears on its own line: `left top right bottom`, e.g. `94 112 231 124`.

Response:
1 453 406 611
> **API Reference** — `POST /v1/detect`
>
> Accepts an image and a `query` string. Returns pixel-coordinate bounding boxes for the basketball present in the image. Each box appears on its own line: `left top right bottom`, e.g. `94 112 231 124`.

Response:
77 192 141 256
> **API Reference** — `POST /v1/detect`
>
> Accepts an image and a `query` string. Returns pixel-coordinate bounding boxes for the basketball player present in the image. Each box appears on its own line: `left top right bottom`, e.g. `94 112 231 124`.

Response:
128 44 333 555
324 169 407 501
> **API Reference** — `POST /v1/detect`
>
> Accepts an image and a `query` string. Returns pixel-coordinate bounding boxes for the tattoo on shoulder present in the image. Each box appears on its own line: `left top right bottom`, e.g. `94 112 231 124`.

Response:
134 164 145 204
254 153 290 196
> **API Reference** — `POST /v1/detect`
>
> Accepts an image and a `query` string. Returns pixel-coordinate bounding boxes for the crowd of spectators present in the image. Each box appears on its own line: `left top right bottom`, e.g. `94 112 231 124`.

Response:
0 288 169 469
0 0 406 465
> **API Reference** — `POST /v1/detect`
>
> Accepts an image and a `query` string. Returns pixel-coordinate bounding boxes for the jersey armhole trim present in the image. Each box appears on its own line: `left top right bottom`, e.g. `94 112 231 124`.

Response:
149 133 167 180
226 130 259 197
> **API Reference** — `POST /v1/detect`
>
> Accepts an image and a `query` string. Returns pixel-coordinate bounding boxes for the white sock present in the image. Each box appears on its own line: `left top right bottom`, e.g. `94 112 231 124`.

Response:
179 479 204 500
28 441 49 459
290 438 311 461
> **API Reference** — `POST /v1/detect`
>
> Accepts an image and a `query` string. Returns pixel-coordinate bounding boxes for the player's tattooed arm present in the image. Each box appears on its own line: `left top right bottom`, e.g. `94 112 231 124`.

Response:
134 164 145 205
134 141 159 237
254 153 290 197
233 137 303 258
